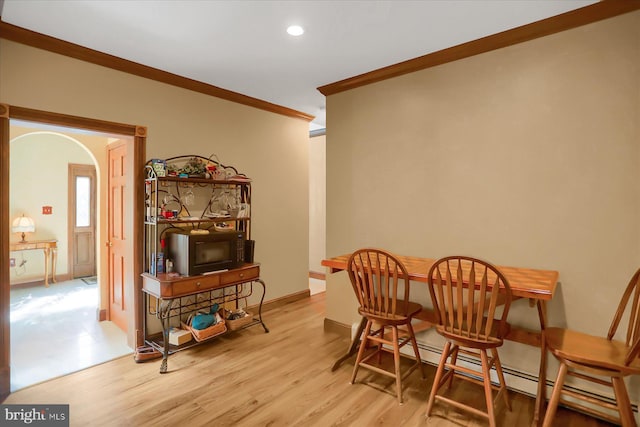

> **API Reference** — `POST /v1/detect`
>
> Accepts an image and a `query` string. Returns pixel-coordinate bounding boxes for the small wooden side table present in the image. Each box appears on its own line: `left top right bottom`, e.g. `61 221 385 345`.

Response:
10 239 58 287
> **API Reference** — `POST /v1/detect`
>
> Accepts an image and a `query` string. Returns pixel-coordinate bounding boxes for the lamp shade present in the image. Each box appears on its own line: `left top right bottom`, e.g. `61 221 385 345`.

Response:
12 215 35 233
12 215 35 242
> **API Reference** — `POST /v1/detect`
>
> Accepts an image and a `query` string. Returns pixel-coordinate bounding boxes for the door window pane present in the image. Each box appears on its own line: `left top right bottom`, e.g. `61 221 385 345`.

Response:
76 176 90 227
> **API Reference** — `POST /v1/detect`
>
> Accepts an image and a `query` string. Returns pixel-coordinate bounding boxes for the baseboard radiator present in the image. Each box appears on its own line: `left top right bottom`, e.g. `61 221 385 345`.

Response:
416 341 639 423
324 318 639 423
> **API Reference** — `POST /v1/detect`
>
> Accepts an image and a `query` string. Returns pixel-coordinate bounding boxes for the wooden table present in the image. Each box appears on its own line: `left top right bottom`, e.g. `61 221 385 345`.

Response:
10 239 58 287
322 253 559 427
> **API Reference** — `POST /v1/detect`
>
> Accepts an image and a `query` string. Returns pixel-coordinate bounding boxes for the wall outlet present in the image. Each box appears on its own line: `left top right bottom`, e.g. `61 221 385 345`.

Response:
9 258 15 267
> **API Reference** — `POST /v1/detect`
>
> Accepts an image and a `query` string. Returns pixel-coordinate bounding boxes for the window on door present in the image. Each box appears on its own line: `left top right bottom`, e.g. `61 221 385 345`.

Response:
76 176 91 227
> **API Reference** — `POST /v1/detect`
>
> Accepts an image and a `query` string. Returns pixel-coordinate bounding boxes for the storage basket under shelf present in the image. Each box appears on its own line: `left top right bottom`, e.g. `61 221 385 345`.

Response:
182 312 227 342
224 309 253 331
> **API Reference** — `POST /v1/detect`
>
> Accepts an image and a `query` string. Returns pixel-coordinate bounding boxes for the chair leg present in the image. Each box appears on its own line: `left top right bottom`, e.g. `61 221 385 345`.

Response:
480 349 497 427
406 321 426 379
426 340 452 417
378 323 384 365
491 348 511 411
612 376 637 427
392 325 403 404
351 320 373 385
447 345 459 390
542 361 568 427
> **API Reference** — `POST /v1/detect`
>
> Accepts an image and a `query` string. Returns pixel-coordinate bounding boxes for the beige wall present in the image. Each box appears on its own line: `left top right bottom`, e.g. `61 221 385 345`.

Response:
309 133 326 274
1 39 309 310
326 11 640 398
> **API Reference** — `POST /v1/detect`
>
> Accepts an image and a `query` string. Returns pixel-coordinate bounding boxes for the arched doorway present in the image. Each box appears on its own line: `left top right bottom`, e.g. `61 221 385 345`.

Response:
8 129 130 391
0 104 146 398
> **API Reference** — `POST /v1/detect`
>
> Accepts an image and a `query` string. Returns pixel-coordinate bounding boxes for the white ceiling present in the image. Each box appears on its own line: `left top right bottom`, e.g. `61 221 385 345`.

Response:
1 0 597 131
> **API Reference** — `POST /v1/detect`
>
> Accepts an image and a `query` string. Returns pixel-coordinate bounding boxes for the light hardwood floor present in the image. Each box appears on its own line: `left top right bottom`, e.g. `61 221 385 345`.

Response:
4 293 614 426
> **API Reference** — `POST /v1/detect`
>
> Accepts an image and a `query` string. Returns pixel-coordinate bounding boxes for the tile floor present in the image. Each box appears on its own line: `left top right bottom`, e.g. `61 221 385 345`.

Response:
9 278 133 392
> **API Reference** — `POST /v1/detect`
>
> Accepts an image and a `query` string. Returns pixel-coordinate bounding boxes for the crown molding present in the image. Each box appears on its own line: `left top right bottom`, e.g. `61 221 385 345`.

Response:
318 0 640 96
0 19 314 123
309 128 326 138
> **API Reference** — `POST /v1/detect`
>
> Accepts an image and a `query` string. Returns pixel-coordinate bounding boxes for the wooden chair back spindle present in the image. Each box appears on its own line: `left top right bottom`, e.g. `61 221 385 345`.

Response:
608 268 640 365
428 256 512 347
349 249 411 322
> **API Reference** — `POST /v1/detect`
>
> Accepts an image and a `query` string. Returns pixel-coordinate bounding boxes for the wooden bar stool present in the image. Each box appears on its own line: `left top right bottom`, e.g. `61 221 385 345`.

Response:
347 248 426 404
425 256 513 427
542 267 640 427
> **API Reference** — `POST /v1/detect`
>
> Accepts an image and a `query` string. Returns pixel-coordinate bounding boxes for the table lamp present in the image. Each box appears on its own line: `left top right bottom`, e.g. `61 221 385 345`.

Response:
12 214 35 243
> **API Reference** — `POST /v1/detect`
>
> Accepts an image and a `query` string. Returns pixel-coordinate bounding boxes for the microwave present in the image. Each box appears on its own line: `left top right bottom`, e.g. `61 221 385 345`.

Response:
167 230 246 276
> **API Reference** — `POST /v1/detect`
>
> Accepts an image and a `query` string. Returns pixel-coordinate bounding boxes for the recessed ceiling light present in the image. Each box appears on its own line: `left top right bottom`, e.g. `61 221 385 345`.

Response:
287 25 304 36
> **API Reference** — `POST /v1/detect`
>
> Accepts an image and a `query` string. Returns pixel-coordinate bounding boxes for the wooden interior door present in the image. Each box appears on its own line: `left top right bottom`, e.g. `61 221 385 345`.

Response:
69 163 96 278
108 141 129 332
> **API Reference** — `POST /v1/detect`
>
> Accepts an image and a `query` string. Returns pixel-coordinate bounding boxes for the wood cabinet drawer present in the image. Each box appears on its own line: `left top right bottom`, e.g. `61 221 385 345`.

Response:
142 264 260 299
171 275 220 296
220 266 259 285
143 274 221 298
